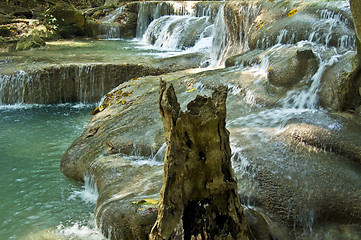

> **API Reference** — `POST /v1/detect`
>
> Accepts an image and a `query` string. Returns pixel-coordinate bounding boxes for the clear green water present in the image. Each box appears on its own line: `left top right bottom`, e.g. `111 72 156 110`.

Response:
0 104 103 239
0 39 181 74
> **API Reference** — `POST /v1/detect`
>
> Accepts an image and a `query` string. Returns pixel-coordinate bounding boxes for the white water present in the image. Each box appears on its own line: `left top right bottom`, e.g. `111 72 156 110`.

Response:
137 1 224 66
142 15 211 50
1 1 359 239
0 65 102 104
56 175 105 240
68 174 99 204
136 1 354 67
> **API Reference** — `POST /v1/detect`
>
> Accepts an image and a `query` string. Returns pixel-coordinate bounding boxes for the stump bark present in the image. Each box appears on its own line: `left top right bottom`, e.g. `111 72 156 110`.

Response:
149 80 252 240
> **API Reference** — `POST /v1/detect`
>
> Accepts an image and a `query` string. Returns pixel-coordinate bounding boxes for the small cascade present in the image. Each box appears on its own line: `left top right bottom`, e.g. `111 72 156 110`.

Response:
209 5 229 66
98 6 125 39
136 1 204 38
142 15 212 50
281 51 342 109
0 70 28 104
101 6 125 23
68 174 99 204
136 2 178 38
211 2 261 66
137 1 224 65
0 65 110 104
255 6 355 51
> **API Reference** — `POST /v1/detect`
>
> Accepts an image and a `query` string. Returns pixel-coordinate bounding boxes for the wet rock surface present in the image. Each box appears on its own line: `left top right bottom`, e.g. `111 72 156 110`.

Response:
320 52 361 112
61 64 361 239
1 0 361 239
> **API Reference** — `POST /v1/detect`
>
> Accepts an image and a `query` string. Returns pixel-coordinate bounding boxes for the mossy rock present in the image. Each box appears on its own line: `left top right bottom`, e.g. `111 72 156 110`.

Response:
15 34 45 51
48 3 87 38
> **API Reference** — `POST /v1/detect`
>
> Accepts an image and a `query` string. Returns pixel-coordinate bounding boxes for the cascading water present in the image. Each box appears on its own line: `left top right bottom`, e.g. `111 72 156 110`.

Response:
0 65 103 104
1 0 361 239
98 6 125 39
137 1 227 66
132 0 360 237
142 15 212 50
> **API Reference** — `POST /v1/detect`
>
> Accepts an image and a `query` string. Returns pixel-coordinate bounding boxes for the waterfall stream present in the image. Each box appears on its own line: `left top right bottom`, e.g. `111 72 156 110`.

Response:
1 0 360 239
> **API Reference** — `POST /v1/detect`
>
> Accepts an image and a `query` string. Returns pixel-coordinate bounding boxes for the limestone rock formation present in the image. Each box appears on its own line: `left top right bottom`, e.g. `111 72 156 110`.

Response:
149 80 252 240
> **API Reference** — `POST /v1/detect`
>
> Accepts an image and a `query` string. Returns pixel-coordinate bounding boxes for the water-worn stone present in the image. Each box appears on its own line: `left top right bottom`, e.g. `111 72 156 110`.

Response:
268 48 318 88
60 65 361 239
225 46 319 89
320 52 361 112
150 80 252 240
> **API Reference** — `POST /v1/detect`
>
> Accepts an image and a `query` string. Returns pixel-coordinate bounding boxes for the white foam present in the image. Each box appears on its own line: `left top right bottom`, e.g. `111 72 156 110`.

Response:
68 175 99 204
56 222 107 240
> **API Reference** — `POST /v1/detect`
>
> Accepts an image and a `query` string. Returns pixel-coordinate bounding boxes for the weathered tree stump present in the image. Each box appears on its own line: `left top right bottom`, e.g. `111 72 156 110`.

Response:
149 80 252 240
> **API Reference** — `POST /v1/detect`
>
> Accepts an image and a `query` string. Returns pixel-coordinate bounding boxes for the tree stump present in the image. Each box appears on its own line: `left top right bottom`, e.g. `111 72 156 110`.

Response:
149 80 252 240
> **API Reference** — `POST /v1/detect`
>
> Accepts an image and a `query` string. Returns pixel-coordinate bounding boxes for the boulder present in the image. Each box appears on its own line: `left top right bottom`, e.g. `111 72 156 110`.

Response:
15 34 45 51
60 63 361 240
268 48 319 88
48 4 87 38
320 52 361 112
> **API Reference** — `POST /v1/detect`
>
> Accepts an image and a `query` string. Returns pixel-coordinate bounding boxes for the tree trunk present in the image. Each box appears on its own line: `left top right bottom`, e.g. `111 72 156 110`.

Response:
350 0 361 58
149 79 252 240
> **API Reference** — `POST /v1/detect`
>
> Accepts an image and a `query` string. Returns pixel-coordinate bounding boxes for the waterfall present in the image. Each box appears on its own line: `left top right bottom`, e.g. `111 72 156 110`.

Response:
0 70 28 104
255 7 355 50
281 51 342 109
0 65 108 104
142 15 212 50
137 1 261 66
136 1 205 38
211 2 261 66
98 6 125 39
209 5 229 67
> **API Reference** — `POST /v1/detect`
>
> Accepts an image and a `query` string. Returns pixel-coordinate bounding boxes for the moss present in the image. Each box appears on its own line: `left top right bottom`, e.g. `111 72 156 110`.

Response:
15 34 45 51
